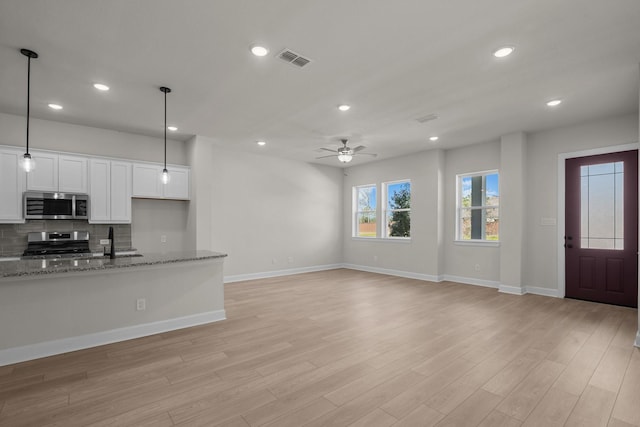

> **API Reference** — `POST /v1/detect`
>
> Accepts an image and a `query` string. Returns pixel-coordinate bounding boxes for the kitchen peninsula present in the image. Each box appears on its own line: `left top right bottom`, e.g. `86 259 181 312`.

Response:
0 251 227 366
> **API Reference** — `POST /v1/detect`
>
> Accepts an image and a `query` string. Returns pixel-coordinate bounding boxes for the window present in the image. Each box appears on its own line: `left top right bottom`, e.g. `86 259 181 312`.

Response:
354 185 377 237
457 171 499 241
384 180 411 238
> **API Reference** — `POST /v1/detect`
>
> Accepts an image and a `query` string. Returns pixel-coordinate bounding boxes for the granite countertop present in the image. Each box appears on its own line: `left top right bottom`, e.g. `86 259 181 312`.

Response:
0 250 227 279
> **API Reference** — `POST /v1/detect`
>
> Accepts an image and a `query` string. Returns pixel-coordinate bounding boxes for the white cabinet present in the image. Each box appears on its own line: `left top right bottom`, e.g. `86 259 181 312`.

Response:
89 159 110 222
26 151 58 192
132 163 190 200
132 163 161 198
59 155 88 193
110 161 132 222
26 152 88 193
89 159 131 223
0 147 26 223
164 166 190 199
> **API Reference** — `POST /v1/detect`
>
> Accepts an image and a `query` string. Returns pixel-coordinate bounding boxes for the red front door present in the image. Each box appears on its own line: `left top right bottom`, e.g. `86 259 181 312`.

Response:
565 150 638 308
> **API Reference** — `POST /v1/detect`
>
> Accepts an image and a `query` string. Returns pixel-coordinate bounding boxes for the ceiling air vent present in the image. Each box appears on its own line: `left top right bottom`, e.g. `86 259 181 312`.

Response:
415 113 439 124
278 49 312 68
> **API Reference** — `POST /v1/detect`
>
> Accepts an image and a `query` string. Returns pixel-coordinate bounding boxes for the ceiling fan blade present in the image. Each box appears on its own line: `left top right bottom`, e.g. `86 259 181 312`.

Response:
315 154 338 159
318 147 337 153
352 145 367 152
356 152 378 157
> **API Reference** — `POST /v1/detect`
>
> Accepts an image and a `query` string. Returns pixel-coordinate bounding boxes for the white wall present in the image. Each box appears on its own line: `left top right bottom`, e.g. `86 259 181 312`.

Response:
0 112 186 164
342 114 639 296
342 150 443 278
444 140 501 283
187 138 344 278
523 113 638 291
131 199 190 253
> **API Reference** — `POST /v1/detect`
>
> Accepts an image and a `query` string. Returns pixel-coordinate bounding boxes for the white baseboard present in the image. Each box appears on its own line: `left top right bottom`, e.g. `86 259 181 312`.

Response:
526 286 562 298
227 263 565 300
224 264 343 283
442 274 500 289
0 309 226 367
498 284 527 295
344 264 441 283
635 330 640 348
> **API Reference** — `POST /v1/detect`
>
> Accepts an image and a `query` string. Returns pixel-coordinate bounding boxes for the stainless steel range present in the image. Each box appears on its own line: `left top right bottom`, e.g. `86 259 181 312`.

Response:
22 231 92 259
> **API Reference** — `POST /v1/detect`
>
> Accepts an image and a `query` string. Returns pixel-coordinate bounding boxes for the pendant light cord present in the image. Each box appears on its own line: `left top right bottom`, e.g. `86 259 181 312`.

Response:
164 89 167 170
26 54 31 155
21 48 38 158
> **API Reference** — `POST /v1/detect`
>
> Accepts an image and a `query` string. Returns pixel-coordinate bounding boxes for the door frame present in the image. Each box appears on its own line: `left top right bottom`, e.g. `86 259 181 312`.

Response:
556 142 639 299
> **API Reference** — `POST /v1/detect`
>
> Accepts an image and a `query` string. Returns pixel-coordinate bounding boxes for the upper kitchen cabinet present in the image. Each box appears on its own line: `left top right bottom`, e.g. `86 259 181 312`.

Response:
0 146 26 223
132 163 160 198
110 161 132 222
89 159 132 223
163 166 190 199
59 155 88 193
26 151 88 193
132 163 190 200
25 151 58 192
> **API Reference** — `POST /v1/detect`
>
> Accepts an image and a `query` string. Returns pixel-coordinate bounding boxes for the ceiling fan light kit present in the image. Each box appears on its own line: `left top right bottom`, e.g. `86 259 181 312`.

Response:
316 138 376 163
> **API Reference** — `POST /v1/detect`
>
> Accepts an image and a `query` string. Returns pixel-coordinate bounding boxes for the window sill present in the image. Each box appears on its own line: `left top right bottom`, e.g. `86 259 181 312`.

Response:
454 240 500 247
352 237 412 244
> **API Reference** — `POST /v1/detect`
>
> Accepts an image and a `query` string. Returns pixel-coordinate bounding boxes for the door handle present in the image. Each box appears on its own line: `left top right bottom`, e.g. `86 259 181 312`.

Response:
565 244 573 249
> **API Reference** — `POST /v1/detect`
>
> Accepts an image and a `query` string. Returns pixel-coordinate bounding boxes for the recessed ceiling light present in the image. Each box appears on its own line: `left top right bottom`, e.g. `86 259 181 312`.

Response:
429 136 439 142
167 126 178 131
338 104 351 112
93 83 109 91
493 46 514 58
257 140 266 146
546 99 562 107
250 45 269 57
48 103 63 110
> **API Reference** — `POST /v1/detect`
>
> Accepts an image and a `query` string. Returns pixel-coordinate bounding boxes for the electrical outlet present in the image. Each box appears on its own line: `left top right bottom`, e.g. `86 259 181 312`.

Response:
474 264 481 271
160 235 167 243
272 258 277 264
136 298 146 311
373 255 378 262
99 239 110 245
288 256 293 264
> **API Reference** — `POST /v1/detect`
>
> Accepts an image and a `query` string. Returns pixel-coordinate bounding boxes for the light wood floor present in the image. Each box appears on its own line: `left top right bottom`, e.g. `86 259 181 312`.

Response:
0 269 638 426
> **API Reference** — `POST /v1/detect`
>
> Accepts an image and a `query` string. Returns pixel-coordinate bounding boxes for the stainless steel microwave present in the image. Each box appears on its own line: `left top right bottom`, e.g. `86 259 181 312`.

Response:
23 191 89 220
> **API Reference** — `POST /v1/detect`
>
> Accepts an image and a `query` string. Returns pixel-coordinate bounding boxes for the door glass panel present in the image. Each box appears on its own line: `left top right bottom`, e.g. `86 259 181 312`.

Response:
580 162 624 250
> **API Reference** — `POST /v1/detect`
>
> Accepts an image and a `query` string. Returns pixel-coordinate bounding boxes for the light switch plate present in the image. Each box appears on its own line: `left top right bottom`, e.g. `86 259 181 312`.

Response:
540 217 557 226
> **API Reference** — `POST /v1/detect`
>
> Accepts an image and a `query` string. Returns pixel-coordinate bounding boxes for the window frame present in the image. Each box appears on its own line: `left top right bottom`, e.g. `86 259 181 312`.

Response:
383 179 411 240
455 170 499 243
353 184 378 238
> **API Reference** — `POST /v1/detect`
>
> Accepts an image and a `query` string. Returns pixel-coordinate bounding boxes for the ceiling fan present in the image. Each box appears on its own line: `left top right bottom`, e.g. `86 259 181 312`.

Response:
316 139 377 163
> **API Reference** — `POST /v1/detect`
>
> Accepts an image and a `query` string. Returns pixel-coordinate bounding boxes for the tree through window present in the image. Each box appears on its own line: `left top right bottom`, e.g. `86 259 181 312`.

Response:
385 181 411 238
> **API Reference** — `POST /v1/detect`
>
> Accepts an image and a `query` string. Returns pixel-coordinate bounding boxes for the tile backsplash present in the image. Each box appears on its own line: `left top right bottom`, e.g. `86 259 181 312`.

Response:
0 221 132 256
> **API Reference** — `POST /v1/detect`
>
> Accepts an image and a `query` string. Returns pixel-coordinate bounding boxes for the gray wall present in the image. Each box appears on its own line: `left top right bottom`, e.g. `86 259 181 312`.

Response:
342 150 443 277
341 113 639 293
524 113 639 291
2 111 638 303
187 136 344 278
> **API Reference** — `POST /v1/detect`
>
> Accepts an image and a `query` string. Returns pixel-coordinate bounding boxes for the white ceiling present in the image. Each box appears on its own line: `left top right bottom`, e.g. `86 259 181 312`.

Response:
1 0 639 166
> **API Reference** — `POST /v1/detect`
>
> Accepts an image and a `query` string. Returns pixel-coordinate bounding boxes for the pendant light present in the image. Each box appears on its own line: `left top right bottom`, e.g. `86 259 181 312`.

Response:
20 48 38 173
159 86 171 184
